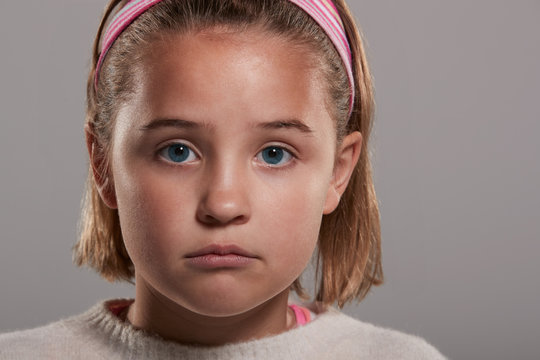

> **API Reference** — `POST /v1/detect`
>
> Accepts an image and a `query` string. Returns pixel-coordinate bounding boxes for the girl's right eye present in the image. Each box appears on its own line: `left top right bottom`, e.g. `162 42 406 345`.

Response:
159 143 197 164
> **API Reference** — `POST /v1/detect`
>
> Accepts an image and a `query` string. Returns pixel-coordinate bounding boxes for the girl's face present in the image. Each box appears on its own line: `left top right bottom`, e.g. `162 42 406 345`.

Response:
102 28 359 318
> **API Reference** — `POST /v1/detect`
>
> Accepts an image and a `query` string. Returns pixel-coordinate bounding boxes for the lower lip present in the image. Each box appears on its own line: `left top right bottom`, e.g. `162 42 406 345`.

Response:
186 254 255 269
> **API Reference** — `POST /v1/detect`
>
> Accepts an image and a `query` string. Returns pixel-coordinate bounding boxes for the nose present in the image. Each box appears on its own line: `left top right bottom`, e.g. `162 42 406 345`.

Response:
196 160 251 226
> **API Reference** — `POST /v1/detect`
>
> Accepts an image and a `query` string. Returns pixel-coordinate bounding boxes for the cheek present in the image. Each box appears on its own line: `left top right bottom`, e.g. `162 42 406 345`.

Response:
265 188 323 236
258 174 330 265
113 162 190 266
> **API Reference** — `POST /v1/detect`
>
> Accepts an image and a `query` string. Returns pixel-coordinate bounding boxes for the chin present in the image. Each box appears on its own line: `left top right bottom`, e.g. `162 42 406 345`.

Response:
169 282 288 318
177 294 266 318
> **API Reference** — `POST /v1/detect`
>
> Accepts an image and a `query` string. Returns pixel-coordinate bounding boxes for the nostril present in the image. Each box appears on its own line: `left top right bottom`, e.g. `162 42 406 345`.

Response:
201 214 217 225
229 214 248 225
199 213 248 227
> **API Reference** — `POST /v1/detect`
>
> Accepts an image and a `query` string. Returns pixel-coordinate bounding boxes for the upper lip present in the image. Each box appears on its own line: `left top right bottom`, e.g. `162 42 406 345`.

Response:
185 244 258 258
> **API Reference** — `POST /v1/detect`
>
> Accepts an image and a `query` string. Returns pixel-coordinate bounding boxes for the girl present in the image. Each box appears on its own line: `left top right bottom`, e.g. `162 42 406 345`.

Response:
1 0 445 358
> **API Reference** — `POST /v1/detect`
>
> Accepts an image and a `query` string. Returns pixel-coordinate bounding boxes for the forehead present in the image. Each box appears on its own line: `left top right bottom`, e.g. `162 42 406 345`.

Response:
125 28 330 127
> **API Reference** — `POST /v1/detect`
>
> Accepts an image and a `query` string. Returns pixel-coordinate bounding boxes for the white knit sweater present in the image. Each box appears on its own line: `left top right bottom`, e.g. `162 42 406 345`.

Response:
0 299 446 359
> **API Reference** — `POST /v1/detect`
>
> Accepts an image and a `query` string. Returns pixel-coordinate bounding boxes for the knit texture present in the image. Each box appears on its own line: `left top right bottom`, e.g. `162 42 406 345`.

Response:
0 299 446 359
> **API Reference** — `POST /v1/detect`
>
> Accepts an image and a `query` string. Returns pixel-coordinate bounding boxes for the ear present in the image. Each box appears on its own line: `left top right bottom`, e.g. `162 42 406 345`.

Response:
323 131 362 214
85 124 118 209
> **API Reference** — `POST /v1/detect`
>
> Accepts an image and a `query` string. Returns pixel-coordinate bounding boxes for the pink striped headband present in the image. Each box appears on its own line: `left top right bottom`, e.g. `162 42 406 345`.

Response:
95 0 355 116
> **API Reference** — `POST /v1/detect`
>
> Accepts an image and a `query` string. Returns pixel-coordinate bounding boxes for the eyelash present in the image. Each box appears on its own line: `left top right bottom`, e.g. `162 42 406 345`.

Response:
157 141 297 168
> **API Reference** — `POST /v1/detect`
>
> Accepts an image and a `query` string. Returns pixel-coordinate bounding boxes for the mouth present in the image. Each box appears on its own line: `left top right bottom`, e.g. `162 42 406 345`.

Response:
184 244 258 269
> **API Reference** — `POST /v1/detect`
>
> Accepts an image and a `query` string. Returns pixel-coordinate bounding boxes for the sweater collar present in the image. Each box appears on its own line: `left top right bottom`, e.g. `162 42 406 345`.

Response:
80 299 338 360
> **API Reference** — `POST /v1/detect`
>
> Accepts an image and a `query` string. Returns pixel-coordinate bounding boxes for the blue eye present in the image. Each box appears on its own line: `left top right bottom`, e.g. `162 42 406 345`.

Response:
257 146 293 166
160 143 197 163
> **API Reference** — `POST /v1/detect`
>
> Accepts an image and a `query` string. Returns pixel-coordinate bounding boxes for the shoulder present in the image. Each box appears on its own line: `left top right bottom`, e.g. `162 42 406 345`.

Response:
0 320 72 359
303 308 447 360
0 303 114 360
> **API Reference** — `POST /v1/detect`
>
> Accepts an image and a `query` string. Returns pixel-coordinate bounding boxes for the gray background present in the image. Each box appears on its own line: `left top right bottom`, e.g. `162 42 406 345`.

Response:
1 1 539 359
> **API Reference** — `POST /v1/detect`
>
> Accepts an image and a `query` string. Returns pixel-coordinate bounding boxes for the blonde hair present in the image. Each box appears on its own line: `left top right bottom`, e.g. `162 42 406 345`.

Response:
74 0 382 307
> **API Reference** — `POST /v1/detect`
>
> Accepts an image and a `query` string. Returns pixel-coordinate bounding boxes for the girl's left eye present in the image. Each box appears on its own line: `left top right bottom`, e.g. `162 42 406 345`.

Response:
159 143 197 163
256 146 293 166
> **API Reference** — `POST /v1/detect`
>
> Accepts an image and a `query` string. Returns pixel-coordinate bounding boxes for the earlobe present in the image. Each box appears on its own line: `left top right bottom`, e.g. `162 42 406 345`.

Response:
323 131 362 215
323 186 341 214
85 124 118 209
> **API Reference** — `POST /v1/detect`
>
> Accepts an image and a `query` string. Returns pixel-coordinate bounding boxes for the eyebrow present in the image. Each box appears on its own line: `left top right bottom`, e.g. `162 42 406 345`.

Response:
139 118 314 134
257 119 314 135
139 118 202 131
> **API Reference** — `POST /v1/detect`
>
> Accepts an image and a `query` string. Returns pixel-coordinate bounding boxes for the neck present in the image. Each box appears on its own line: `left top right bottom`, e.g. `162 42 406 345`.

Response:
126 277 295 346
